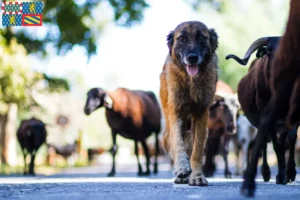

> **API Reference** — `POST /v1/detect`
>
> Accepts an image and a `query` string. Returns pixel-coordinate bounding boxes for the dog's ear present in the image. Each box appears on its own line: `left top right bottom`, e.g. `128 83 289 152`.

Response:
167 31 174 55
209 28 219 53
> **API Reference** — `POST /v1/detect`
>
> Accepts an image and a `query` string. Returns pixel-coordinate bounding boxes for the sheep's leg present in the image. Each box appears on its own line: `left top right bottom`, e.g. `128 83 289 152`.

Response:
153 132 159 174
140 140 151 176
233 137 242 175
29 151 36 176
22 149 28 175
107 131 118 177
241 107 277 196
260 143 271 182
203 143 216 177
270 131 288 184
134 140 143 175
286 128 297 182
222 135 232 178
240 140 249 176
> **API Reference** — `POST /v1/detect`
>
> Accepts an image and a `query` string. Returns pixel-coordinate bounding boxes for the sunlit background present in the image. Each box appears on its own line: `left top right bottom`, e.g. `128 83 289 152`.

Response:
0 0 298 175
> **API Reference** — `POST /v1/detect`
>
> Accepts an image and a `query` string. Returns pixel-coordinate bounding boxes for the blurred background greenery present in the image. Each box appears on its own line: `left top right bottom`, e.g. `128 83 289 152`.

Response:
0 0 295 174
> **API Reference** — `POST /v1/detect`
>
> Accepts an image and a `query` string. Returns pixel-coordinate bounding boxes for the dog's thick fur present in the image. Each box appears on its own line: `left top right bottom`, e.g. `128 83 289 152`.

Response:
160 21 218 186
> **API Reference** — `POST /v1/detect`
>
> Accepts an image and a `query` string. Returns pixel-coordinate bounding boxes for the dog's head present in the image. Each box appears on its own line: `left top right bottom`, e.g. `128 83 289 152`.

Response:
167 21 218 76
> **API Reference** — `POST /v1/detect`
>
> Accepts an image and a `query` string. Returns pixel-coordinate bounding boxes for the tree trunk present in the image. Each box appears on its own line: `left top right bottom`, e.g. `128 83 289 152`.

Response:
5 104 18 166
0 104 18 165
0 113 8 164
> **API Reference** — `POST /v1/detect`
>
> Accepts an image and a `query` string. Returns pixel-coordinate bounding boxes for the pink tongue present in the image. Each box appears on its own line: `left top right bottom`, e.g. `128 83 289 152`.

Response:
187 65 199 76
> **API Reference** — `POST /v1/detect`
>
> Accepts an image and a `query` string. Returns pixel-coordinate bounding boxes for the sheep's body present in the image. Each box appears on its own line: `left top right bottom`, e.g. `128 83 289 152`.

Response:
226 36 298 197
84 87 161 177
269 0 300 128
241 0 300 195
204 96 234 178
105 88 161 141
17 117 47 175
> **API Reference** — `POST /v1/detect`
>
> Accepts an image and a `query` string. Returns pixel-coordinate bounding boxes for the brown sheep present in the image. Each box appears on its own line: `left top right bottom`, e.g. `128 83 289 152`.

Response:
239 0 300 196
17 117 47 175
84 87 161 177
203 96 234 178
226 37 297 194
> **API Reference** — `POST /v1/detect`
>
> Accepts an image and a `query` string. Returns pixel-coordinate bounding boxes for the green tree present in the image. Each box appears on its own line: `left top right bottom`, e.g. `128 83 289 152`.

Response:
0 35 70 164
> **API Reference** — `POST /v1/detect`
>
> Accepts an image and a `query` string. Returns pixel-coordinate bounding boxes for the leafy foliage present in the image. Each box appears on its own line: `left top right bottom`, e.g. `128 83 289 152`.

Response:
0 35 70 115
43 74 70 93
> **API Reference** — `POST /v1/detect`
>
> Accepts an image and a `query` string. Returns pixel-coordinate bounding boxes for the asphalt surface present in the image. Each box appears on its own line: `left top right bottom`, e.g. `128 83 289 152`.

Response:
1 163 300 200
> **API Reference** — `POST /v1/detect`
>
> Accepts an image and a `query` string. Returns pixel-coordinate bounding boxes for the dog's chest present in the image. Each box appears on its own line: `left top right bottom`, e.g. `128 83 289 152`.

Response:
174 86 206 117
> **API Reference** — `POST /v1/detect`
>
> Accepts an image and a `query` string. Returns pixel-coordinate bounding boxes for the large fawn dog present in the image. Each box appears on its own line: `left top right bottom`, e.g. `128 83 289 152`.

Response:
159 21 219 186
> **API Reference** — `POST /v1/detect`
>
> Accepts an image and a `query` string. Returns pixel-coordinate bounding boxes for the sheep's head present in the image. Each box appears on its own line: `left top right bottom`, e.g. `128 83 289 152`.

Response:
84 88 106 115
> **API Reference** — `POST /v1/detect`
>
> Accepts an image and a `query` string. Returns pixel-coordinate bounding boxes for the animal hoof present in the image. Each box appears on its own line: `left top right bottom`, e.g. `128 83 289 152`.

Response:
138 171 150 176
276 173 287 184
203 164 215 177
234 170 241 176
224 170 232 179
240 179 255 197
28 171 35 176
189 173 208 186
153 164 158 174
107 172 116 177
261 164 271 182
286 168 296 182
174 170 191 184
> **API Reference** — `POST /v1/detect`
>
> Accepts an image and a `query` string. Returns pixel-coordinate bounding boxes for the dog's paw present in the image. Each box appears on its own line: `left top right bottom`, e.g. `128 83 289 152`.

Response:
189 173 208 186
174 171 190 184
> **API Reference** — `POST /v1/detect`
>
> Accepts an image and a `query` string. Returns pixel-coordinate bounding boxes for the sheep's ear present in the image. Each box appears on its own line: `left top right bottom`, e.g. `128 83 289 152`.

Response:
97 89 106 98
167 31 174 55
209 28 219 53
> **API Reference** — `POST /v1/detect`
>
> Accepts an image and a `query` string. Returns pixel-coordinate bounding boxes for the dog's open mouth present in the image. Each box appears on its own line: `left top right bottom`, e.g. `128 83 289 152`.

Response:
186 65 199 76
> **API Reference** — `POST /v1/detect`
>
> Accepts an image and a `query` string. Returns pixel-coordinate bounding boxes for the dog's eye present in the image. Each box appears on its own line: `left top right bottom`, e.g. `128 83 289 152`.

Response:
198 35 207 41
178 36 186 43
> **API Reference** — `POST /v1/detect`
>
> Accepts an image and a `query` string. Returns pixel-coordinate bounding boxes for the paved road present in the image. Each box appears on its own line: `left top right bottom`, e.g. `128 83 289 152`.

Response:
1 163 300 200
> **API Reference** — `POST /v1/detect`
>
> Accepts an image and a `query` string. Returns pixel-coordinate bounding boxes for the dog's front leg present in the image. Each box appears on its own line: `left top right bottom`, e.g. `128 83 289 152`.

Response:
189 109 209 186
169 115 191 184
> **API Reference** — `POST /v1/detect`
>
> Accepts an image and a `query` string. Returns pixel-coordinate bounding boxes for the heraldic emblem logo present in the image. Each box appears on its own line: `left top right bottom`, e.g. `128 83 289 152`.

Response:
2 1 43 26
